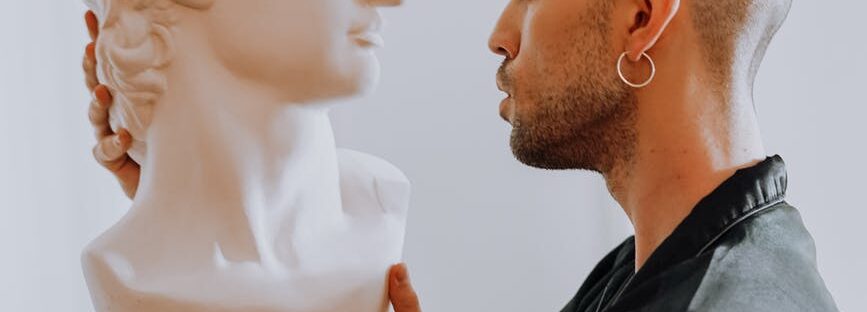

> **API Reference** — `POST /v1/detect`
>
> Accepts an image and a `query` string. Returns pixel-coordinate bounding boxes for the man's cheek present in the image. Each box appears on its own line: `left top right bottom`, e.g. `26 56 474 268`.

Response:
509 63 531 100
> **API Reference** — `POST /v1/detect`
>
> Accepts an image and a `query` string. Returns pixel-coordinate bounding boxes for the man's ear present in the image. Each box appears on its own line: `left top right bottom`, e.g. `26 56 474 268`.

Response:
625 0 680 62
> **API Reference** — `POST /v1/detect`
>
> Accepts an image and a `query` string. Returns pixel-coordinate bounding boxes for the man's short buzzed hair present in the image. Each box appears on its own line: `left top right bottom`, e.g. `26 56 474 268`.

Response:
690 0 793 85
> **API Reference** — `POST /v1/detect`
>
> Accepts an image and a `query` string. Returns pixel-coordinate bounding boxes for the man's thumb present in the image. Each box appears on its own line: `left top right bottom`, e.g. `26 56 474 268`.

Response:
389 263 422 312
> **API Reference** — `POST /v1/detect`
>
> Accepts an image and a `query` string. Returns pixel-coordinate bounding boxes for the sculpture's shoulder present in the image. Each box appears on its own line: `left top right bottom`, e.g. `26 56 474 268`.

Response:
337 149 411 216
81 222 127 272
337 149 409 185
81 228 142 311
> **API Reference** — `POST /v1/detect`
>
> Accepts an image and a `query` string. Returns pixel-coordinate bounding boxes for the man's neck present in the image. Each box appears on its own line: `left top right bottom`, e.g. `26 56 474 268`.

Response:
605 55 766 271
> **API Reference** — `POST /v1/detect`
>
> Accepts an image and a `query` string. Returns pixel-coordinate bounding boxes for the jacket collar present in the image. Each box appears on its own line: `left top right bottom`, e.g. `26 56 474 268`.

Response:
635 155 789 279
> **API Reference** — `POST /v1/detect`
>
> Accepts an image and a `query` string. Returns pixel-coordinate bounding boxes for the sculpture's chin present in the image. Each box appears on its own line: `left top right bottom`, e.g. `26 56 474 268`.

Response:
355 75 380 97
352 57 381 97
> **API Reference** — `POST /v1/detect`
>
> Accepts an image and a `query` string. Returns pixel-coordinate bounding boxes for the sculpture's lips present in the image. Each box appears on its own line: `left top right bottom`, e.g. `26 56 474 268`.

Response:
349 13 384 49
351 32 385 48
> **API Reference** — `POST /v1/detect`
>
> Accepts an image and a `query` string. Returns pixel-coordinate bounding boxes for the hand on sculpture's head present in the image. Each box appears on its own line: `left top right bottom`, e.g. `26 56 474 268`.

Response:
85 0 212 163
85 0 401 163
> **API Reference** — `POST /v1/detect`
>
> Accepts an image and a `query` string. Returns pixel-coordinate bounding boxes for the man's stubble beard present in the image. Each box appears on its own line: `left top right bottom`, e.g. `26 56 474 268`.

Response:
506 4 637 174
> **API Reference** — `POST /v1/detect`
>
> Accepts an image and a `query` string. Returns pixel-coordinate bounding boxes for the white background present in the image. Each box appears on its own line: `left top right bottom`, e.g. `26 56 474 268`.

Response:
0 0 864 311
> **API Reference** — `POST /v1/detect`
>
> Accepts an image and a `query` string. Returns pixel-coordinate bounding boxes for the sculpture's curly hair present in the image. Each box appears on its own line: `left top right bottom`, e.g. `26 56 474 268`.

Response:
84 0 214 160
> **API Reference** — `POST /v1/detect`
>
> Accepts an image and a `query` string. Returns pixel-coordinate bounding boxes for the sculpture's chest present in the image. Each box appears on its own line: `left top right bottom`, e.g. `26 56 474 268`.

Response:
93 266 390 312
83 213 405 312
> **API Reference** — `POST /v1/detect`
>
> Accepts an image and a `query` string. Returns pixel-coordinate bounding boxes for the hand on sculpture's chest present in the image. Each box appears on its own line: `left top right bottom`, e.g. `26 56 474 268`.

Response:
83 150 410 312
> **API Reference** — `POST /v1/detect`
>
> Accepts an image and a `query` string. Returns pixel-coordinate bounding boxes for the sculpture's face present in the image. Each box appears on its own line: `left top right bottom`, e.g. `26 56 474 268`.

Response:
203 0 402 102
86 0 402 163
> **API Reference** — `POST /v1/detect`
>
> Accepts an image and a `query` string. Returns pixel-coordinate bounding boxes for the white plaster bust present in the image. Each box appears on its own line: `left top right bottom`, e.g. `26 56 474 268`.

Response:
81 0 409 311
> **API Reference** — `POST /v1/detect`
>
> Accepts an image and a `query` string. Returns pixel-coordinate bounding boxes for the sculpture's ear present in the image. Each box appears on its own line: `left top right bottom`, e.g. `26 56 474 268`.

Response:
105 20 175 77
151 24 174 69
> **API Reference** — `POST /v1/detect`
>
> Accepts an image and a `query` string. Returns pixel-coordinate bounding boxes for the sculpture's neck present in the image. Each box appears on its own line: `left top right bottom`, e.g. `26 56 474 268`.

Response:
133 81 342 266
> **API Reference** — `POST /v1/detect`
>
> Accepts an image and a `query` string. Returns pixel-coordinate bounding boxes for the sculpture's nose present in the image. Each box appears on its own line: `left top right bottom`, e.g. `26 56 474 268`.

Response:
363 0 402 7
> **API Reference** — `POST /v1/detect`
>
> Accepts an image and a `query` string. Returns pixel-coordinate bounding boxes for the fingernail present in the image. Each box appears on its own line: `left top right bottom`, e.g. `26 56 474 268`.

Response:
86 43 96 59
397 264 409 283
95 86 111 103
114 136 122 146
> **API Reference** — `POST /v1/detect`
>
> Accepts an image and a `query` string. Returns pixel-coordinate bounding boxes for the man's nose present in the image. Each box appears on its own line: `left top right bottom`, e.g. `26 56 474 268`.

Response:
363 0 402 7
488 4 521 59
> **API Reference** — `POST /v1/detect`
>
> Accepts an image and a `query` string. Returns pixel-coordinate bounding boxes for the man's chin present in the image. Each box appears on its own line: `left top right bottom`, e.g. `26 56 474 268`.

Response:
509 125 601 172
509 130 594 171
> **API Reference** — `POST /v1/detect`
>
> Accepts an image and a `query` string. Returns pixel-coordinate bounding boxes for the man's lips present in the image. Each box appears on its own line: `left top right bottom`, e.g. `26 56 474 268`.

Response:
496 61 515 123
499 96 512 122
496 74 515 123
496 77 509 95
496 75 513 123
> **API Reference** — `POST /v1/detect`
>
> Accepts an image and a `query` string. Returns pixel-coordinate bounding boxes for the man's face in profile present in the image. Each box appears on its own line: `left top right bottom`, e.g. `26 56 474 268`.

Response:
490 0 636 173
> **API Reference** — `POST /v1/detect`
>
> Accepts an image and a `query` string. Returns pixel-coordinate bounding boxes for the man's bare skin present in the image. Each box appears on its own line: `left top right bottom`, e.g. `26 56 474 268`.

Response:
82 11 422 312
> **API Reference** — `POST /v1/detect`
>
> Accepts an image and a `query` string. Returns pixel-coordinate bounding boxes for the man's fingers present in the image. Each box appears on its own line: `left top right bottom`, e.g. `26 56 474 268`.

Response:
93 84 112 105
85 11 99 41
93 130 133 172
389 263 422 312
113 152 141 199
84 42 99 91
93 129 141 200
86 10 140 200
85 11 100 91
89 98 112 139
89 85 114 138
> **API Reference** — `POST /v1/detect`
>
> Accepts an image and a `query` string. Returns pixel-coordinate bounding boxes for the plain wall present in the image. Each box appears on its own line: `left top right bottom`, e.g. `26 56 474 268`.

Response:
754 0 867 310
0 1 131 311
0 0 863 311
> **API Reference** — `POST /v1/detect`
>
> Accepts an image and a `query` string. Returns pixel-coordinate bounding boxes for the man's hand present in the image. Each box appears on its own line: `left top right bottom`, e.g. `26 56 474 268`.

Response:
389 263 422 312
84 11 141 199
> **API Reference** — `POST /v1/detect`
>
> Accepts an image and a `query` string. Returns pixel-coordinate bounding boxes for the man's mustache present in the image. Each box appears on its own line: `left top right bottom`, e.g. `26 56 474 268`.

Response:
497 59 513 93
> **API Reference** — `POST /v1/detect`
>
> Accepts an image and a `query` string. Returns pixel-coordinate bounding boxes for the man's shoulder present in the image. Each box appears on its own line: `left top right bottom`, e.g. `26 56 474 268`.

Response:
589 236 635 281
561 237 635 312
687 202 838 311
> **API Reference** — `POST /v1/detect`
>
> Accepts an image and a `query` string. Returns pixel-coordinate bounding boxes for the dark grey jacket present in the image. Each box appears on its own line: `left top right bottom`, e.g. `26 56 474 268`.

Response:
562 156 838 312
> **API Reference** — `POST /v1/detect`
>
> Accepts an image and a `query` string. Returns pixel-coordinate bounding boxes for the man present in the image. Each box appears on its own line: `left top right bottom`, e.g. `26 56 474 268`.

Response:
82 0 837 310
